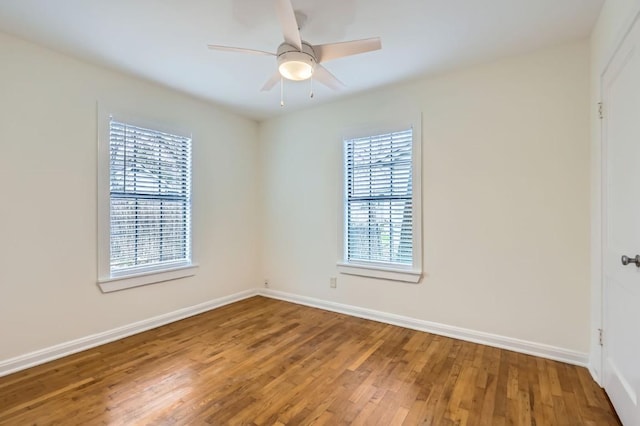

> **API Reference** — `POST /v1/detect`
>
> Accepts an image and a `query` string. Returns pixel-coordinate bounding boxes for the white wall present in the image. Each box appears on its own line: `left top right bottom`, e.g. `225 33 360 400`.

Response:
0 32 260 361
589 0 640 381
259 42 591 352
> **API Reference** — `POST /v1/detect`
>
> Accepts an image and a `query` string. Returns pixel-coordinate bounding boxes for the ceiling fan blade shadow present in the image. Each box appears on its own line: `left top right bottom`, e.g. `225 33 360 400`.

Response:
313 65 344 90
208 45 275 56
261 72 282 91
275 0 302 50
313 37 381 63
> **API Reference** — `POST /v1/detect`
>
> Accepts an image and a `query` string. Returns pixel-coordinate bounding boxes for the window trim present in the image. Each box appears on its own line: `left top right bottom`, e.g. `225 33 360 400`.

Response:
337 117 423 283
97 104 197 293
98 264 198 293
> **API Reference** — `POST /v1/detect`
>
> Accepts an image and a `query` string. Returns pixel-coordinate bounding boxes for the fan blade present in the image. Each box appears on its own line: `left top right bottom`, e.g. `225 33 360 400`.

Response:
261 72 281 92
208 45 275 56
313 65 344 90
275 0 302 50
313 37 381 63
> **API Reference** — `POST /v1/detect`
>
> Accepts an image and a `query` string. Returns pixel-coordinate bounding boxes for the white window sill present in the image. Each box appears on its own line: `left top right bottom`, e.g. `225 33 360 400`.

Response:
337 262 421 283
98 264 198 293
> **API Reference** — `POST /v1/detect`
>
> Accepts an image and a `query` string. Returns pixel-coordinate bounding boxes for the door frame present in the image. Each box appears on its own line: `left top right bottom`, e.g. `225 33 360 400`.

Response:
595 0 640 386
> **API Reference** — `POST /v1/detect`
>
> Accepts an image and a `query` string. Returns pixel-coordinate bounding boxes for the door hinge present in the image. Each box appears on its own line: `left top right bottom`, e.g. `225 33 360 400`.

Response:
598 328 604 346
598 102 604 120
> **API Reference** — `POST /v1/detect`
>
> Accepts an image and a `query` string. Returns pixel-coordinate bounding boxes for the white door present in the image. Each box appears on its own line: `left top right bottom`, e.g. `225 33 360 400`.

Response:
602 10 640 426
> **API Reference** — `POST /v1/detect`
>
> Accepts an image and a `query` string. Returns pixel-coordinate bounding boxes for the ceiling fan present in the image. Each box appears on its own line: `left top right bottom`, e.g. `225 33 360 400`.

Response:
207 0 382 95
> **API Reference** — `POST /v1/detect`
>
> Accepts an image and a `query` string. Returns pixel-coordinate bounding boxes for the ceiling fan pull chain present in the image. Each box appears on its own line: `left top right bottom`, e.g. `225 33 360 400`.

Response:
310 74 314 99
280 77 285 107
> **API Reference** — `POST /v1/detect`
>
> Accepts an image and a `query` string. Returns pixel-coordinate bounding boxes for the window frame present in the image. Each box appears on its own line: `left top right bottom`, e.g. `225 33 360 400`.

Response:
337 118 423 283
97 105 197 293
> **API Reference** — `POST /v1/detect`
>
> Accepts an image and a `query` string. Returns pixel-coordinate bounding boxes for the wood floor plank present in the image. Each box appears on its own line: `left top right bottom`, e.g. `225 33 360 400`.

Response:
0 297 621 425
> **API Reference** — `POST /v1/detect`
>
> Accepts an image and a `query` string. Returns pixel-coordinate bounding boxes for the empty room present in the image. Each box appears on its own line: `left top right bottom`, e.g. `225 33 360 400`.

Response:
0 0 638 424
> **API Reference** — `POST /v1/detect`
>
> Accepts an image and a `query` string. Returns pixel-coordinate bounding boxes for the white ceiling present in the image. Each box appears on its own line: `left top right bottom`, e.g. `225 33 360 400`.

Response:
0 0 603 120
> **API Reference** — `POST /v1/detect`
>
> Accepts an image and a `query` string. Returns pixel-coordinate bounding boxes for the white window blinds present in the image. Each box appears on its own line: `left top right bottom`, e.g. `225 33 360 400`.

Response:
345 129 413 266
109 119 192 275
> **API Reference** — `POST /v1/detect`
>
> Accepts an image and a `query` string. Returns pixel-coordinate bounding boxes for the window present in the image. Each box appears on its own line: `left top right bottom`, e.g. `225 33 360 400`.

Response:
98 112 196 292
338 125 422 283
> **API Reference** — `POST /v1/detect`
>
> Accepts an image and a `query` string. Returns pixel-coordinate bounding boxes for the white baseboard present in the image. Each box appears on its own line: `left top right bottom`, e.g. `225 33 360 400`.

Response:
0 287 590 378
0 289 258 378
589 366 602 386
258 289 589 367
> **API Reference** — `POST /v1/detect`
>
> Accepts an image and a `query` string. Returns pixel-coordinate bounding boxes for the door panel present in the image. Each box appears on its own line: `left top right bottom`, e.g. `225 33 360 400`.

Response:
603 11 640 426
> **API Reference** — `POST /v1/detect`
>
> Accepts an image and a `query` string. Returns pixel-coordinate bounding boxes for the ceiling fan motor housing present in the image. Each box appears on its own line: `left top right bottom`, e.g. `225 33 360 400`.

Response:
277 42 317 81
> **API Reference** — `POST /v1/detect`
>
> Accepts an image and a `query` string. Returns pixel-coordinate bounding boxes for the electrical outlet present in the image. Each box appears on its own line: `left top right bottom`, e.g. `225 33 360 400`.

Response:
264 279 269 288
330 277 337 288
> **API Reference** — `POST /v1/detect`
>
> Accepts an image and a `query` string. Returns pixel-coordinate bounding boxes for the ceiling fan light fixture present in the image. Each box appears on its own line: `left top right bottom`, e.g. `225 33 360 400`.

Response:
277 44 316 81
279 59 314 81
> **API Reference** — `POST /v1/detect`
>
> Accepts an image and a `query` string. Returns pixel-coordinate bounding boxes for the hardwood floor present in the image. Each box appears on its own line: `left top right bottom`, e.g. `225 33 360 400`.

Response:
0 296 620 425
